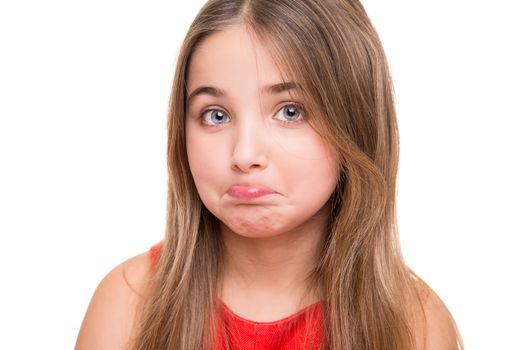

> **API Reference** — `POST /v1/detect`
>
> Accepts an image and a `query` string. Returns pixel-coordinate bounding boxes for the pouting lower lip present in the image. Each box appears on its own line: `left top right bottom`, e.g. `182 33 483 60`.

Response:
227 185 276 199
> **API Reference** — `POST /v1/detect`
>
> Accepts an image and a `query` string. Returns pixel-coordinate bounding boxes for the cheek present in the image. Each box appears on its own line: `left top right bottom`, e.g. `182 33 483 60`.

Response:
186 127 229 195
278 130 340 205
269 123 333 161
286 158 339 206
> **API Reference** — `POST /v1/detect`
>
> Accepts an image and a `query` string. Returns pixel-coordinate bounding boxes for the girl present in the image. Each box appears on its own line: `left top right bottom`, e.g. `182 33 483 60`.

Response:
76 0 463 349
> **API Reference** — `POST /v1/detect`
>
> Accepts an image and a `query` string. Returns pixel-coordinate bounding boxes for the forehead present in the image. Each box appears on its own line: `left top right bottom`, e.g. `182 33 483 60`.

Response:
186 25 288 95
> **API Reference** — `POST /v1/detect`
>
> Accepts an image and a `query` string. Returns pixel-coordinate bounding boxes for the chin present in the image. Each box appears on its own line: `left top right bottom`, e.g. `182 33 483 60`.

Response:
220 217 286 239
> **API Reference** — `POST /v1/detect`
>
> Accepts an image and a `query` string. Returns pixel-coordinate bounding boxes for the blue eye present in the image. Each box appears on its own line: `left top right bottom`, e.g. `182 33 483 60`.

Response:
275 104 304 123
201 109 231 126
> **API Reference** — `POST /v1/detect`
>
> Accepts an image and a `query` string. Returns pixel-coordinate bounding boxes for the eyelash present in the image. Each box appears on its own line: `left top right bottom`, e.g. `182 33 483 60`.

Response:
198 103 306 127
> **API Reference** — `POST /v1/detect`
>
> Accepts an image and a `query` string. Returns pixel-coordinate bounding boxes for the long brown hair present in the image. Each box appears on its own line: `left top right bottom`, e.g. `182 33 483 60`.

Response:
133 1 461 349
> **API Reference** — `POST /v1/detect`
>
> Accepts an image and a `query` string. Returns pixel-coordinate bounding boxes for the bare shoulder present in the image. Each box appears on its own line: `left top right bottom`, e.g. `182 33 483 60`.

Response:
75 250 152 350
411 275 463 350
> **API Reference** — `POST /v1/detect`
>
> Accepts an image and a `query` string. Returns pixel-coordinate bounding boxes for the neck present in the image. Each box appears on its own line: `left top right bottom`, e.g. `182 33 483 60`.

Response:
219 210 328 312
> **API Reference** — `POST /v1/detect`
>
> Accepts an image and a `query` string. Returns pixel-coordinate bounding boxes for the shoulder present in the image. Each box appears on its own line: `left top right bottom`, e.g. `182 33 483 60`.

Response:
412 275 462 350
75 250 153 350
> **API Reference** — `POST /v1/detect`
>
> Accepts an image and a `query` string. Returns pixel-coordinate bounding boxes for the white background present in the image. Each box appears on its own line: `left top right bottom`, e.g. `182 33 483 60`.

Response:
0 1 523 349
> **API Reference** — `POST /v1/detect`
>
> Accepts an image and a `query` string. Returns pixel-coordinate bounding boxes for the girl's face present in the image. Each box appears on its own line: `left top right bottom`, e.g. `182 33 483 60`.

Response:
185 24 340 239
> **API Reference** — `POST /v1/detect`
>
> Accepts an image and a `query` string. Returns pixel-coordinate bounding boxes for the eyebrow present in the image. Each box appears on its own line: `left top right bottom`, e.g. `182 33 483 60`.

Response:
186 81 299 106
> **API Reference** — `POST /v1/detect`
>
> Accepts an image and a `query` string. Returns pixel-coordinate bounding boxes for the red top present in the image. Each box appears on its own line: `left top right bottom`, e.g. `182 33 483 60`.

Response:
149 241 324 349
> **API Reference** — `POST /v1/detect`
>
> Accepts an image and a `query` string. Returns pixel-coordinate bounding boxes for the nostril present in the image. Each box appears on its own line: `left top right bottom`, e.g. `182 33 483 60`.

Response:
232 161 262 173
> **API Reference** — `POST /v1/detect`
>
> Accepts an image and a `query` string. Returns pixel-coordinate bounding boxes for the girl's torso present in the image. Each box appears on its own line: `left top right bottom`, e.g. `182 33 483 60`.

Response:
149 241 324 350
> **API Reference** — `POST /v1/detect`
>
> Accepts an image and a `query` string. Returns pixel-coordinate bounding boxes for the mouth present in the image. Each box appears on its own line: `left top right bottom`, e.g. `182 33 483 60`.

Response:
227 185 276 200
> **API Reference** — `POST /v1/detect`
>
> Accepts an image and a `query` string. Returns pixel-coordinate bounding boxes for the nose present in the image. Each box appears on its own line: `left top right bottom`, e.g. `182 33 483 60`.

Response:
231 118 269 173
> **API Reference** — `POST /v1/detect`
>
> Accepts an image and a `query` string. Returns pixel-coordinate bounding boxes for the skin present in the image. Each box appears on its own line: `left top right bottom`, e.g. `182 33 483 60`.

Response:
75 23 460 350
185 24 340 321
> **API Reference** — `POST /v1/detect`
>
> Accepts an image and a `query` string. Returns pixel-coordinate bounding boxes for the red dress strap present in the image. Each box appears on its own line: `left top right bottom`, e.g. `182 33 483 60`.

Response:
149 240 163 270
